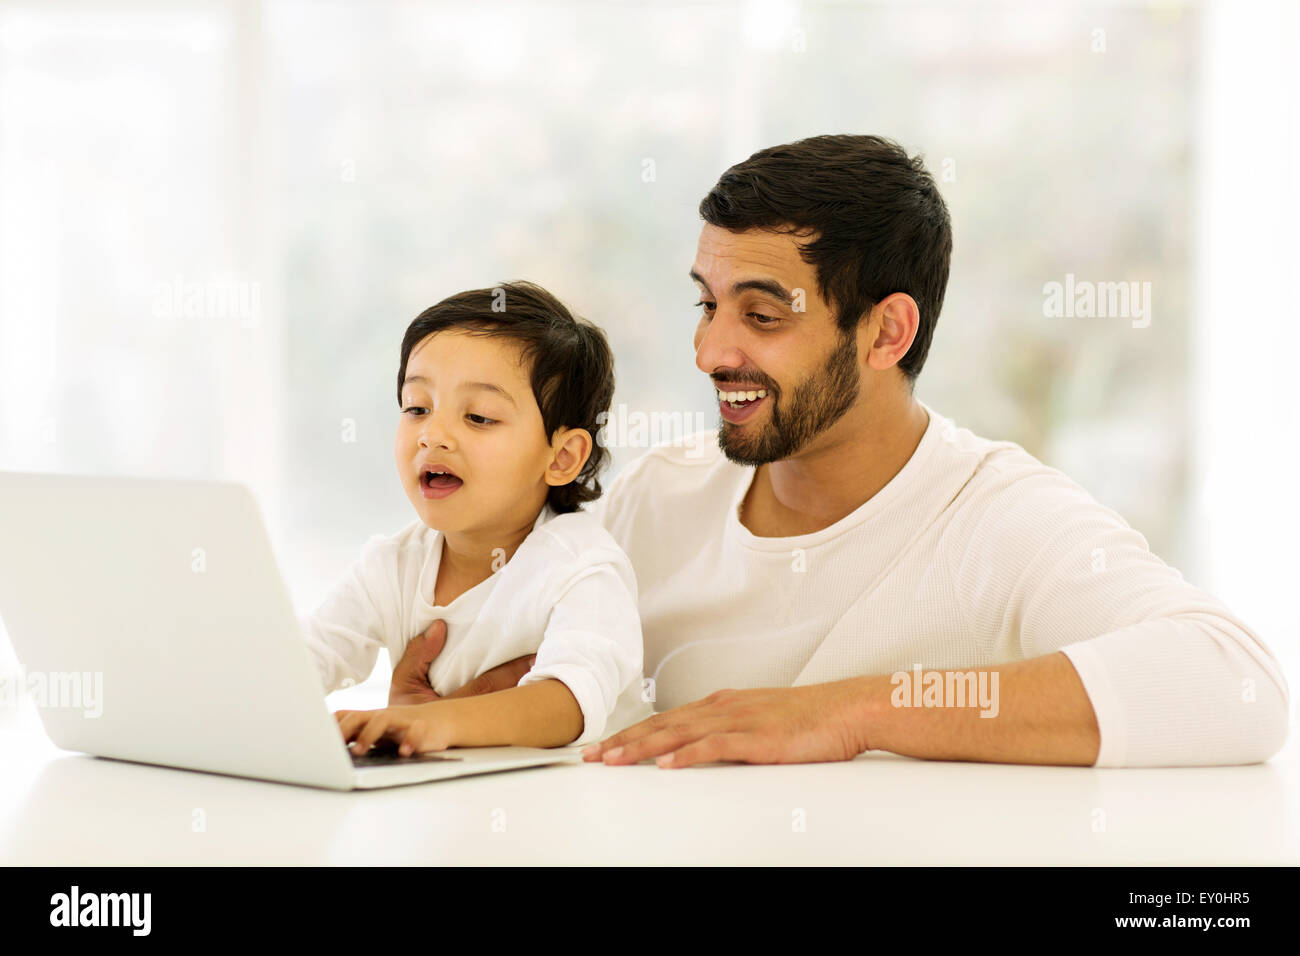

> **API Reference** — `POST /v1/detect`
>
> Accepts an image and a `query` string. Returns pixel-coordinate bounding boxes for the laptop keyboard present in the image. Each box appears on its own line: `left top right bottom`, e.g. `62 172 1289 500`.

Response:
350 749 463 768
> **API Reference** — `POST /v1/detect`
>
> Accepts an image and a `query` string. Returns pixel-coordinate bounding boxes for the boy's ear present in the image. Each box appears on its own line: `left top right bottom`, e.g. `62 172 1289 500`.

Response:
544 427 593 487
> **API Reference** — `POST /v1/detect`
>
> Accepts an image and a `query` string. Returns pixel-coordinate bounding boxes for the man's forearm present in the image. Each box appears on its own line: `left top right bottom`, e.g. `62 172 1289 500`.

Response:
438 678 584 749
852 651 1101 765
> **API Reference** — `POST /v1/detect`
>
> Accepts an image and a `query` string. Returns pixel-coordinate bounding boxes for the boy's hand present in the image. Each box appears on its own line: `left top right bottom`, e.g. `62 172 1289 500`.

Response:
336 703 452 757
388 618 537 705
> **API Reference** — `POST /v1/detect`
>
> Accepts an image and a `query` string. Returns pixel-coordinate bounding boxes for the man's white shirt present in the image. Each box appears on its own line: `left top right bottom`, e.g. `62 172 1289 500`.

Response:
302 505 652 747
589 399 1290 767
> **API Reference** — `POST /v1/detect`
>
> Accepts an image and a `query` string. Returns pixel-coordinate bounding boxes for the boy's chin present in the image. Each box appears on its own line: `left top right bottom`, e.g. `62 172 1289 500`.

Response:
410 497 471 534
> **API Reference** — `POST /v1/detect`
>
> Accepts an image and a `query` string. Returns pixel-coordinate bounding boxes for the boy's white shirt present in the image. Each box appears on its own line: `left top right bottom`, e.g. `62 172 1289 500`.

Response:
302 504 652 747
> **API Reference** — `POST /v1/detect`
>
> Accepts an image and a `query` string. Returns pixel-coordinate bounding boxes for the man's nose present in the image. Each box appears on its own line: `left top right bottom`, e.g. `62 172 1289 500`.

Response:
694 308 748 376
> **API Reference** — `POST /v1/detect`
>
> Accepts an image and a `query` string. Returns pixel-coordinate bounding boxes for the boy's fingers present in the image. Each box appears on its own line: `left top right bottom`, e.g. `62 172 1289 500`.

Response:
398 719 427 756
336 712 366 742
353 713 392 753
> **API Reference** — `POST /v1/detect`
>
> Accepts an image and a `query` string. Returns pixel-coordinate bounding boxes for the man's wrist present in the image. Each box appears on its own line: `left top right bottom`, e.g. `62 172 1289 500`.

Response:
834 674 891 756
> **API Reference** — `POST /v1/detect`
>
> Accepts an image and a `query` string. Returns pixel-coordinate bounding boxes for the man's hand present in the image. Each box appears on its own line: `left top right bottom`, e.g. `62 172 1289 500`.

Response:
388 618 538 706
580 681 871 768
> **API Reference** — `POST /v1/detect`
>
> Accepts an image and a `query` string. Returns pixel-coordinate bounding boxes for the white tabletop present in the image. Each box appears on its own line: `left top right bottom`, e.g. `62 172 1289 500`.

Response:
3 699 1297 866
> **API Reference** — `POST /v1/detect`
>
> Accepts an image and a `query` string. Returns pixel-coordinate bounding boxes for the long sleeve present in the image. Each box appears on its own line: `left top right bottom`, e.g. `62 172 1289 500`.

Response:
517 556 645 747
300 535 401 695
954 464 1290 767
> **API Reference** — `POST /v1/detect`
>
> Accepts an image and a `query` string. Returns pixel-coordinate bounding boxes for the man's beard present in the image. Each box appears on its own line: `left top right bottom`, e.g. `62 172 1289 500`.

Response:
717 329 861 466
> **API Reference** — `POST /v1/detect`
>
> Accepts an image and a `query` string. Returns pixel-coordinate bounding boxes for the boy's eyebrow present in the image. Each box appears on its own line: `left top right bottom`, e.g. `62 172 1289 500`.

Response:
689 269 796 306
403 375 517 407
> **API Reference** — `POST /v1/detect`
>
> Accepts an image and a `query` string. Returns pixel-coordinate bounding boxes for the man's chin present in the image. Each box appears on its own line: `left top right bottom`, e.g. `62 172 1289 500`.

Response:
717 425 781 467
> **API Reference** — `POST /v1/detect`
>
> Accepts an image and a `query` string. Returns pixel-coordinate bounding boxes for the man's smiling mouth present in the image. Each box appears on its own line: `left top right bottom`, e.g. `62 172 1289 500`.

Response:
717 387 768 409
716 386 770 425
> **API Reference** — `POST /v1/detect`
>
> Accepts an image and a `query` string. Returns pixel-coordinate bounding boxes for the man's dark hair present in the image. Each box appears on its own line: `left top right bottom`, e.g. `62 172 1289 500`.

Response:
698 134 952 386
397 281 614 514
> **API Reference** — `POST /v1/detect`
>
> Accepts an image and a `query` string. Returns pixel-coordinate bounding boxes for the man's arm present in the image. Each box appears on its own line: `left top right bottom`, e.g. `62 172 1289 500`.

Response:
388 619 537 705
953 468 1290 767
580 651 1099 767
857 652 1099 764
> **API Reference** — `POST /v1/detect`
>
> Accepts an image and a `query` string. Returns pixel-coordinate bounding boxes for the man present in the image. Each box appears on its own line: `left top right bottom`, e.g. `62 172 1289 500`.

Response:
390 134 1289 769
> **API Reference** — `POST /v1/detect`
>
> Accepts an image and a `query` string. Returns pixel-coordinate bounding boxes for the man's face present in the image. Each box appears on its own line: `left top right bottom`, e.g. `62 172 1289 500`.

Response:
395 330 555 535
690 224 861 465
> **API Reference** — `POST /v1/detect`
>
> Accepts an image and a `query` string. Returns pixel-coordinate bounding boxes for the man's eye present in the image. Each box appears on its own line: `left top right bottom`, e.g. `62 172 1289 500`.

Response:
694 299 716 313
402 406 427 416
748 313 779 326
466 414 496 425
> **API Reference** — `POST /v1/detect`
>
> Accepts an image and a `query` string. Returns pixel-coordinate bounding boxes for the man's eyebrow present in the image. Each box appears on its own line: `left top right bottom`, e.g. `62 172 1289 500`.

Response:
688 270 713 294
689 270 795 306
401 376 517 407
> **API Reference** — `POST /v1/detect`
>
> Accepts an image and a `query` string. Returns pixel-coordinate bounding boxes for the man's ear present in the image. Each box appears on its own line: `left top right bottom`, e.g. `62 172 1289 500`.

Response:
862 292 920 374
544 427 593 488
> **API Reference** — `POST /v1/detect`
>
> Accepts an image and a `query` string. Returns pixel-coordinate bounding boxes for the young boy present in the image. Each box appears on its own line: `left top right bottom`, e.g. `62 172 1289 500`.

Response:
303 281 651 756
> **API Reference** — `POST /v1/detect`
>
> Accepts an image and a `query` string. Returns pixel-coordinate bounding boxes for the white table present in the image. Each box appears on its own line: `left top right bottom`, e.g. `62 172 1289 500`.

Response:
3 700 1296 866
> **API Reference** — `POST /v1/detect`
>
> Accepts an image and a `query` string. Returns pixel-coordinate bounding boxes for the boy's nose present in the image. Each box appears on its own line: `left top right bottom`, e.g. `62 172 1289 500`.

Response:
418 411 455 450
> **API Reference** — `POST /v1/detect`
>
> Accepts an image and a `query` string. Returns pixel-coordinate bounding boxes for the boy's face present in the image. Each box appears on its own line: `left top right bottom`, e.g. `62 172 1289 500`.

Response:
396 330 557 536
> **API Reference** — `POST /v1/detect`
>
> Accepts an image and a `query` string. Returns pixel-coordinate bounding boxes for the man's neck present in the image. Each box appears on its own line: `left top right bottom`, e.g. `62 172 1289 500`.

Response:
741 393 930 538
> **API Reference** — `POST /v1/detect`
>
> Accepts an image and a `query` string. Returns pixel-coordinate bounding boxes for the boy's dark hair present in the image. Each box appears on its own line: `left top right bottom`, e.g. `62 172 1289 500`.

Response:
397 281 614 514
698 134 952 387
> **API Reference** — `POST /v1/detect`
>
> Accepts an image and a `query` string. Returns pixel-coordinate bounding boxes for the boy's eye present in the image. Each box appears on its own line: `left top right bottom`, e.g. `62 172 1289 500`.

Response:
694 299 716 313
401 407 495 425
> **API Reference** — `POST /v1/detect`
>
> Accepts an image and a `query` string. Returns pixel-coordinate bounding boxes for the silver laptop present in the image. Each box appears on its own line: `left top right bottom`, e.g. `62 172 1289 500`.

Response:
0 471 580 790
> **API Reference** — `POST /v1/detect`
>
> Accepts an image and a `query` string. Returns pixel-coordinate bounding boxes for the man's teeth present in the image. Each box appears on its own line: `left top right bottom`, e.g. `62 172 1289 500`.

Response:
717 388 768 404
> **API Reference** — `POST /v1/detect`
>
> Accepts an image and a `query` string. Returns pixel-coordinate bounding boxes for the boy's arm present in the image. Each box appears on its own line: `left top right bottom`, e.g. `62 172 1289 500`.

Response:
444 557 643 748
514 556 644 747
302 536 399 694
344 531 644 751
371 557 642 751
338 679 582 754
384 472 643 703
429 680 584 748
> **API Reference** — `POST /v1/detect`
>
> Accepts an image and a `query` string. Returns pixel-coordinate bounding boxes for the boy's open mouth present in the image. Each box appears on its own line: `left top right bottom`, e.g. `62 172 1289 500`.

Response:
419 466 464 499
